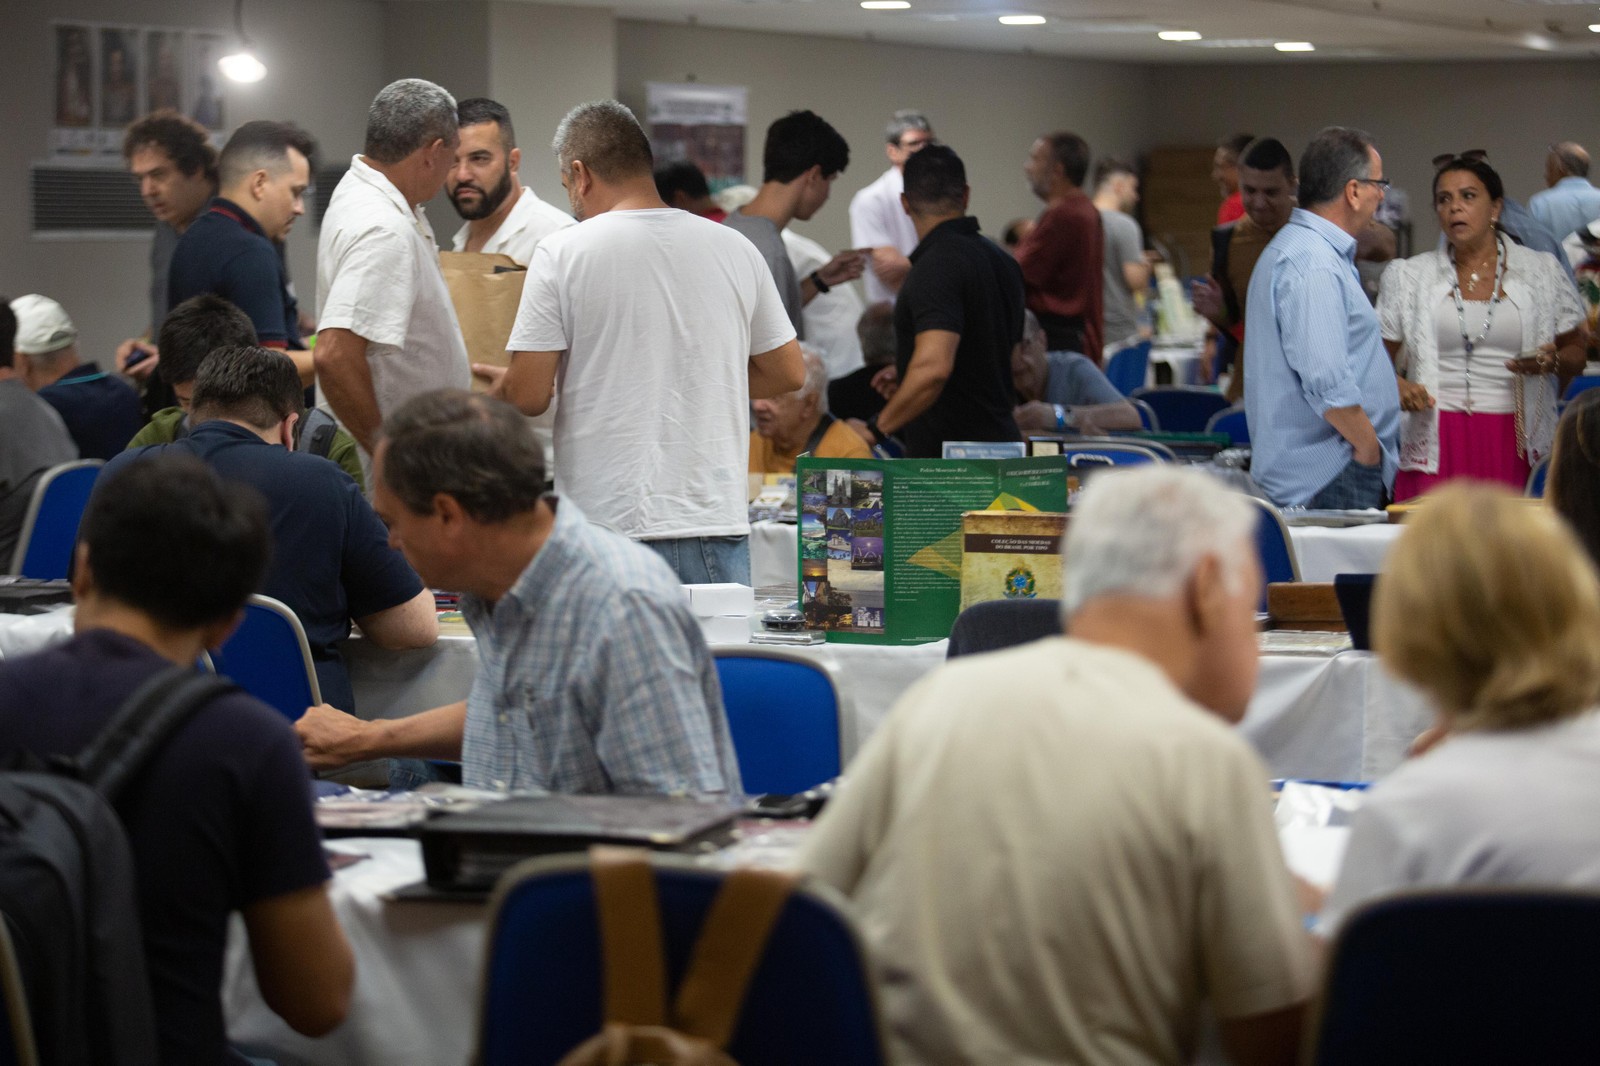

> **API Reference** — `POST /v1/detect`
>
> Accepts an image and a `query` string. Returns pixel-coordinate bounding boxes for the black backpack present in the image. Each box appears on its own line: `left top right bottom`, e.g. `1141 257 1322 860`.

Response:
0 666 236 1066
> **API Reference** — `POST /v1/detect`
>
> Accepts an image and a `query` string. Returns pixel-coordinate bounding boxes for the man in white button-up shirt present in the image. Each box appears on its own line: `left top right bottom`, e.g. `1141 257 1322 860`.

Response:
315 78 471 471
447 97 574 263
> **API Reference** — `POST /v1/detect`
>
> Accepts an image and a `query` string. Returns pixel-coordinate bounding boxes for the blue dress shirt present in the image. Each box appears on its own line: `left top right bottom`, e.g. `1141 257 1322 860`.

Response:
1529 176 1600 244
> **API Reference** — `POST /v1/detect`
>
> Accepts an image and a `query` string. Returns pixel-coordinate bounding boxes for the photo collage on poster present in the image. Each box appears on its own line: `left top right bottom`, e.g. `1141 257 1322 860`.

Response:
645 82 747 195
800 468 885 633
53 21 227 157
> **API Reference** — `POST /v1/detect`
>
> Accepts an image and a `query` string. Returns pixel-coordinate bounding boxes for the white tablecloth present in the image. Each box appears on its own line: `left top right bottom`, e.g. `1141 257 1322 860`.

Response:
1286 523 1402 583
1148 342 1206 387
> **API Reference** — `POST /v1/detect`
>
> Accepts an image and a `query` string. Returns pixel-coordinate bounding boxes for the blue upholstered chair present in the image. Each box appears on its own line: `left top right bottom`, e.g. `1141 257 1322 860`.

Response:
1104 340 1152 396
1247 496 1301 613
9 460 102 579
209 595 321 722
712 647 855 795
947 598 1063 658
1129 386 1233 433
1204 405 1250 445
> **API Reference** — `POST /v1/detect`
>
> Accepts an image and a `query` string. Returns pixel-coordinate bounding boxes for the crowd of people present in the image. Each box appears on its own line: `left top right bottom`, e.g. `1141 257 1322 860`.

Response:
3 74 1600 1065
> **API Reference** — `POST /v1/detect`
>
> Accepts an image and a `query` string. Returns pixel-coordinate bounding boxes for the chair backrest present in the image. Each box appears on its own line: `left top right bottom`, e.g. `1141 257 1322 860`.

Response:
1563 374 1600 403
209 595 321 721
478 852 886 1066
1204 405 1250 445
0 918 37 1066
1104 340 1152 396
10 461 103 579
947 598 1063 658
712 648 854 795
1061 441 1170 467
1526 456 1550 498
1129 396 1160 431
1129 386 1233 433
1310 889 1600 1065
1247 496 1301 612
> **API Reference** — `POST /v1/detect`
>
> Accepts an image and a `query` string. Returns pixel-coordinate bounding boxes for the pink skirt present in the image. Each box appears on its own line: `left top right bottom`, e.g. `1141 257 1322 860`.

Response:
1392 411 1531 501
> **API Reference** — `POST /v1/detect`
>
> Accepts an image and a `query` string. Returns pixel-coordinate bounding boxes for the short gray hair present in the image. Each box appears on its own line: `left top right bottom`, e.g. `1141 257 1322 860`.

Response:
1297 126 1374 209
364 79 458 165
552 100 653 181
380 390 546 522
885 110 931 145
797 344 829 407
1061 466 1256 618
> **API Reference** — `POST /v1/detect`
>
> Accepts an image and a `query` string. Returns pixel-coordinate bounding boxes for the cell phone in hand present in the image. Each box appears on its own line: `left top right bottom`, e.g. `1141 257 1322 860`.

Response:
124 347 153 368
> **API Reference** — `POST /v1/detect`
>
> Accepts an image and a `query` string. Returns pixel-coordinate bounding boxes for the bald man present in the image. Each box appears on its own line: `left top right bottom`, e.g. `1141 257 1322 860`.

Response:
1530 141 1600 241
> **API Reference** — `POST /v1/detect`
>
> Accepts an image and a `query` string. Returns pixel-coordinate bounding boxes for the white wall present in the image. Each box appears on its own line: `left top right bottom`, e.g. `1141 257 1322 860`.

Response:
1143 59 1600 250
615 20 1153 254
1 0 385 360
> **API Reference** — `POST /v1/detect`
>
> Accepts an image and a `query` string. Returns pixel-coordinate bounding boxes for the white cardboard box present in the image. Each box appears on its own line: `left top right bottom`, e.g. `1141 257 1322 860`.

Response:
682 582 755 618
697 614 751 644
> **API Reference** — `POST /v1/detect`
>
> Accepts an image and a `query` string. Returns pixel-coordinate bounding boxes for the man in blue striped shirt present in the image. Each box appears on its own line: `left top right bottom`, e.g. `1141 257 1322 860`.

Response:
1245 128 1400 509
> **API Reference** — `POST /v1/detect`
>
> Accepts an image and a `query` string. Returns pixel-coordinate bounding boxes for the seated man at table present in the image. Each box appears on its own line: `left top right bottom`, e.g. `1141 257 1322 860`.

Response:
0 454 352 1063
104 344 436 713
1011 309 1140 436
750 345 873 474
802 465 1315 1066
295 389 743 796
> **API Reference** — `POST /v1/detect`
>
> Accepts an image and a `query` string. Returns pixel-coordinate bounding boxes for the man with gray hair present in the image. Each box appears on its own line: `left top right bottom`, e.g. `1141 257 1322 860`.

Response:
850 110 934 304
1244 126 1400 509
490 100 803 585
315 78 470 471
802 465 1315 1066
1530 141 1600 241
749 346 872 473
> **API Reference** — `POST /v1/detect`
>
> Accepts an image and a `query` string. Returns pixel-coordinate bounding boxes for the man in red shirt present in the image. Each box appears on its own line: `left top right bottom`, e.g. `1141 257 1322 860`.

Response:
1016 131 1104 364
1213 133 1255 225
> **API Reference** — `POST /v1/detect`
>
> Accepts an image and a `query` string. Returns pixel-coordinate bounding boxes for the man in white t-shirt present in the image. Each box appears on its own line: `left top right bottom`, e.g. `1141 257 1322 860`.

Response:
315 78 471 469
849 110 934 305
447 97 574 263
802 465 1316 1066
491 100 804 585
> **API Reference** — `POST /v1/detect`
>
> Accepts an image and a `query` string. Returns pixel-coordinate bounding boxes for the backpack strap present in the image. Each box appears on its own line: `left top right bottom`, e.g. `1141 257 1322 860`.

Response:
71 665 238 803
590 846 669 1028
672 866 800 1049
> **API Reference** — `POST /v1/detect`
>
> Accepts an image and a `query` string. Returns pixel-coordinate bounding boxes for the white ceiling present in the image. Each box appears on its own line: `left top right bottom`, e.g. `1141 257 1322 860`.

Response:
515 0 1600 62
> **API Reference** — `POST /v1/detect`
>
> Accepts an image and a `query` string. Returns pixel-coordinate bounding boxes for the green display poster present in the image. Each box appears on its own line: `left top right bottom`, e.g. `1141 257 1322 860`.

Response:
795 456 1069 645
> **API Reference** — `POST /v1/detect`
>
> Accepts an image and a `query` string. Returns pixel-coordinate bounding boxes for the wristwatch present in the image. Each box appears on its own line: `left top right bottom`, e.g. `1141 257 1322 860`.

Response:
865 415 890 445
809 270 831 294
1053 404 1078 432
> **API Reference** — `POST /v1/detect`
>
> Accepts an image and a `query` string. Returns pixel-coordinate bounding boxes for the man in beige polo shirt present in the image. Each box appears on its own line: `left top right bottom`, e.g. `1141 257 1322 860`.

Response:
802 465 1315 1066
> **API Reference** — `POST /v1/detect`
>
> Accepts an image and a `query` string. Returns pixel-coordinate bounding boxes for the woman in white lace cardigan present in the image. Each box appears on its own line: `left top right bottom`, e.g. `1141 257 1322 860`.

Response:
1378 155 1584 500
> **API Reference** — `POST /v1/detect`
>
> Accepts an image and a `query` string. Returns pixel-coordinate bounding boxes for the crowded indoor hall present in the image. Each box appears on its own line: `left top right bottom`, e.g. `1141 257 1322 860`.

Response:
3 0 1600 1062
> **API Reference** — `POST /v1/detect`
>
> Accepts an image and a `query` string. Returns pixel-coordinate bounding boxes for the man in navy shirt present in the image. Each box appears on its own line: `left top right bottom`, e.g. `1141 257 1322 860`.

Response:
10 293 143 459
0 454 352 1064
168 120 316 387
104 345 436 712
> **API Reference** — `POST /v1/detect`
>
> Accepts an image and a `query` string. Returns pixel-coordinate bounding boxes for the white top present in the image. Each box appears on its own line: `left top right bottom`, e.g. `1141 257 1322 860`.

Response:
849 166 919 305
316 156 471 444
782 228 866 379
1379 242 1582 470
1319 710 1600 937
802 639 1317 1066
507 208 795 541
449 185 575 265
1431 295 1521 413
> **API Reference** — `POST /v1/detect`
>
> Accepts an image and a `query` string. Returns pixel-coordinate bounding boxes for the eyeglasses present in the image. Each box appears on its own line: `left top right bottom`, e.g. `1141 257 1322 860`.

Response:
1432 149 1488 169
1353 177 1391 191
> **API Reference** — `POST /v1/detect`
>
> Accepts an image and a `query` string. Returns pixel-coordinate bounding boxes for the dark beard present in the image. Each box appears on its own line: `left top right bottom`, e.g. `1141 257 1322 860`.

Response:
450 165 514 221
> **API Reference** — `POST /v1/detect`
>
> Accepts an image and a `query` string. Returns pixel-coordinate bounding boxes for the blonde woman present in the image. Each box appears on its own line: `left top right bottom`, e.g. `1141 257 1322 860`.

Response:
1318 485 1600 934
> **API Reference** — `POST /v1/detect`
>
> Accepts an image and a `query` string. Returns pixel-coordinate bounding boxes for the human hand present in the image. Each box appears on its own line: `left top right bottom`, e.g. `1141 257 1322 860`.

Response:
819 249 867 287
295 703 370 771
1013 401 1058 433
845 417 876 445
870 365 899 399
1408 723 1450 758
1397 377 1435 412
1505 344 1558 376
115 338 160 381
471 362 509 395
1190 276 1224 321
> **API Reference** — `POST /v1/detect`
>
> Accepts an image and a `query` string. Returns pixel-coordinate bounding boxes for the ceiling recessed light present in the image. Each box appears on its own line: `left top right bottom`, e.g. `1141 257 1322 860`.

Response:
1274 41 1315 51
861 1 910 8
1158 30 1202 41
998 14 1047 25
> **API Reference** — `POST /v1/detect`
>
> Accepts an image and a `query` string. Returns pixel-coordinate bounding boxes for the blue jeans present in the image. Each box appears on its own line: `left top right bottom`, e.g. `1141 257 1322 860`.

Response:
1308 457 1386 510
643 535 751 585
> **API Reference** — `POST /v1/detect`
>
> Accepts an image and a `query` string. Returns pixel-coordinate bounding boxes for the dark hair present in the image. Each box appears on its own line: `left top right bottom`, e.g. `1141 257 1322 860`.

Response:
0 300 13 371
218 120 317 189
552 100 654 182
458 97 515 151
81 454 270 628
654 160 712 201
1298 126 1375 208
762 110 850 184
1041 131 1091 188
1219 132 1256 159
1433 157 1505 203
122 109 219 183
156 295 259 387
189 345 305 430
380 390 546 522
856 302 896 368
1091 157 1135 190
902 143 966 214
1240 137 1295 179
1550 390 1600 570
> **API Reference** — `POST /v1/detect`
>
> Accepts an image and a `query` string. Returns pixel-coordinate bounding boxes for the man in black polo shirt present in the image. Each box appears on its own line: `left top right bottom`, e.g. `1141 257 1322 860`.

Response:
11 293 143 460
849 145 1025 458
103 345 436 713
168 121 316 386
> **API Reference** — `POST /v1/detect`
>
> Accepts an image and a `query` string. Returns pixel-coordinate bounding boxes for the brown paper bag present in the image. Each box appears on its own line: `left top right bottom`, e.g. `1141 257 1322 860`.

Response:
439 251 525 392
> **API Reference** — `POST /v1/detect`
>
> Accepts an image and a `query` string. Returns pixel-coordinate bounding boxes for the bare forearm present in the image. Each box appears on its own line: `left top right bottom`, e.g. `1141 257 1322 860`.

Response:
312 330 381 451
749 340 806 399
366 702 467 761
875 362 948 435
1323 405 1380 464
355 588 438 650
1078 401 1141 433
285 348 316 388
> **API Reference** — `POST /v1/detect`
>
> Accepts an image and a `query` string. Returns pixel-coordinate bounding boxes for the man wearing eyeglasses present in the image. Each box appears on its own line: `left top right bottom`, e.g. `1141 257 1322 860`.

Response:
850 111 935 304
1243 126 1401 511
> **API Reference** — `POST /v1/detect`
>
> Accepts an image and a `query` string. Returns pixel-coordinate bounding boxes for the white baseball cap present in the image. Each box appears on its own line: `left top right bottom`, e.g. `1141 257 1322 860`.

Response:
9 294 78 356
